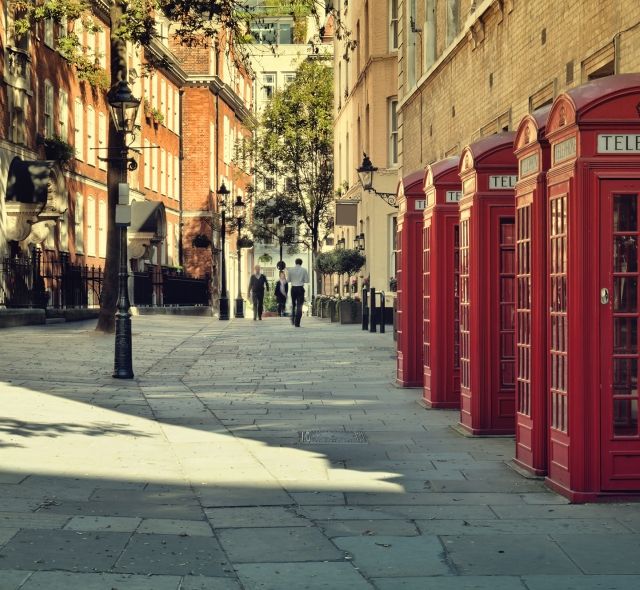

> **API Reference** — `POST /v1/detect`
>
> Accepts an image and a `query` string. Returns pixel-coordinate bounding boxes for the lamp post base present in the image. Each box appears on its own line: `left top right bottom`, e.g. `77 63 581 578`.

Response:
219 296 230 321
113 312 134 379
234 298 244 318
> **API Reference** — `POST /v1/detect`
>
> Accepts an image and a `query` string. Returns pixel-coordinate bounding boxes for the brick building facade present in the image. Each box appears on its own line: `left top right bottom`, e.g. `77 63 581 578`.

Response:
1 2 251 311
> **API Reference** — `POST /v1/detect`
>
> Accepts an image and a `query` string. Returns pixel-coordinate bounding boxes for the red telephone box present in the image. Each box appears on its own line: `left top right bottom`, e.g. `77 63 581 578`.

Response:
422 157 461 408
545 74 640 501
458 133 517 435
396 171 426 387
513 108 551 475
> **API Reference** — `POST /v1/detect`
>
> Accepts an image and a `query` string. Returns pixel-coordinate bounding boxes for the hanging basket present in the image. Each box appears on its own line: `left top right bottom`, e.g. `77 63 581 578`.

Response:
192 234 211 248
237 236 254 249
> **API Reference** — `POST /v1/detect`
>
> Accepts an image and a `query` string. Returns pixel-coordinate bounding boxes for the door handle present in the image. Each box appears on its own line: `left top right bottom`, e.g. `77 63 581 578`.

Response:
600 287 610 305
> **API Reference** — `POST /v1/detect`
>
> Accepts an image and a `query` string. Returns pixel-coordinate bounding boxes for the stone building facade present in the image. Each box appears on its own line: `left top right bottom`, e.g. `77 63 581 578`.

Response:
333 0 401 297
397 0 640 175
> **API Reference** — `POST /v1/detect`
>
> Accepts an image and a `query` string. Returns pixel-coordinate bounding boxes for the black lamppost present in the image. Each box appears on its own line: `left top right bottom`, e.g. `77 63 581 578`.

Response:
217 182 230 320
107 80 140 380
357 153 399 208
233 194 246 318
276 216 286 266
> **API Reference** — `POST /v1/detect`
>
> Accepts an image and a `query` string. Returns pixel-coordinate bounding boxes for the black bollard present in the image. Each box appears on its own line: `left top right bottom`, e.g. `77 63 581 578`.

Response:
369 287 377 333
379 291 386 334
362 286 369 330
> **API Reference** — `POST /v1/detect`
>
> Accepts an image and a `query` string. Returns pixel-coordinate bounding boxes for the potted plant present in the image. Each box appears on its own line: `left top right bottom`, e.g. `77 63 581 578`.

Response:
39 134 75 164
389 276 398 292
338 296 362 324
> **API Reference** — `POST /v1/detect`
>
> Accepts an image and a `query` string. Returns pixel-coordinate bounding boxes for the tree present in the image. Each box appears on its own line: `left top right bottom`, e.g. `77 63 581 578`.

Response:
250 193 303 263
248 58 334 296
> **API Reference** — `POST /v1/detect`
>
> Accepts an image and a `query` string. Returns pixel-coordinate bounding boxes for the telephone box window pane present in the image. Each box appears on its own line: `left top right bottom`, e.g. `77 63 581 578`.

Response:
614 236 638 273
614 277 638 312
614 194 638 232
613 399 638 437
501 221 515 244
614 317 638 354
613 358 638 395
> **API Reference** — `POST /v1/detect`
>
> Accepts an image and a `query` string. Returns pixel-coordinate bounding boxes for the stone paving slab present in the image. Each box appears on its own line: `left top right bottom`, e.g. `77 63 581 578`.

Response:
0 570 30 590
318 519 420 538
522 575 640 590
112 533 232 576
204 506 310 528
371 576 527 590
442 534 581 575
15 572 182 590
551 534 640 574
217 526 343 563
333 535 451 577
63 515 142 533
0 529 131 572
235 562 373 590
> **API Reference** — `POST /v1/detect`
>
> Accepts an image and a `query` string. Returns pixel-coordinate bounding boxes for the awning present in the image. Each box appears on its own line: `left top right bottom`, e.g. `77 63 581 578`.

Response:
130 200 166 240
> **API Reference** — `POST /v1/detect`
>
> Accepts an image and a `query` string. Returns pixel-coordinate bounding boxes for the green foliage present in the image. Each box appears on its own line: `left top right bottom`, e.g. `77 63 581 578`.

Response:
251 195 303 245
41 134 75 164
258 253 273 264
262 289 278 313
333 249 366 277
314 251 337 276
249 59 334 254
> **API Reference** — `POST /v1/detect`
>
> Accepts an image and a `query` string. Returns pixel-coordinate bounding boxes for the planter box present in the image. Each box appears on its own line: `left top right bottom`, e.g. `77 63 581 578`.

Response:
330 300 340 322
338 300 362 324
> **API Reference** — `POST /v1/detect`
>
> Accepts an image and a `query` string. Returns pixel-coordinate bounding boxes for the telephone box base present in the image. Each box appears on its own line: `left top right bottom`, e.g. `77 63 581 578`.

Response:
545 478 640 504
511 458 547 478
396 378 423 388
419 397 460 410
453 422 515 438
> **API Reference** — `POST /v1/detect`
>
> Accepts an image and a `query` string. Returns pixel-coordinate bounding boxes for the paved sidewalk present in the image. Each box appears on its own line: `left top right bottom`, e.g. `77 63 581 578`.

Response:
0 315 639 590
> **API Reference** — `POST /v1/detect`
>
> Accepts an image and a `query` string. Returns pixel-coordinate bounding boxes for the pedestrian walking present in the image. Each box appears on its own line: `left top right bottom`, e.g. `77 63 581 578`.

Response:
248 265 269 321
274 270 289 317
287 258 309 327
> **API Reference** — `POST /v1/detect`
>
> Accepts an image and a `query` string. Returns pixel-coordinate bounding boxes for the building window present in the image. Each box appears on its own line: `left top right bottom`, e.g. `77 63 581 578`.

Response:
424 0 437 70
151 144 158 192
583 42 616 81
389 99 398 166
59 210 69 252
44 18 54 48
160 78 166 123
98 28 107 69
174 155 179 198
58 90 68 139
283 72 296 87
173 89 179 131
87 28 96 60
264 176 275 192
75 193 84 254
10 93 27 145
407 0 417 87
98 200 107 258
98 113 107 171
167 88 173 132
446 0 460 45
168 153 173 199
160 148 166 194
389 0 399 50
223 116 231 163
44 81 54 138
87 106 96 166
390 215 398 278
261 73 276 100
74 98 84 160
167 222 174 266
87 197 96 257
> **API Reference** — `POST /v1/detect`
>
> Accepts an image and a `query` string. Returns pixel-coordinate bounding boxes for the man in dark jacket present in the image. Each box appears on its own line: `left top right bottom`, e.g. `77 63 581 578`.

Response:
248 265 269 320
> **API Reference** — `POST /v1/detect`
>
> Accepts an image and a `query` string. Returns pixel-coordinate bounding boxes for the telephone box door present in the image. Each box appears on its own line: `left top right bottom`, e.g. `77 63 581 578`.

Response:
601 179 640 491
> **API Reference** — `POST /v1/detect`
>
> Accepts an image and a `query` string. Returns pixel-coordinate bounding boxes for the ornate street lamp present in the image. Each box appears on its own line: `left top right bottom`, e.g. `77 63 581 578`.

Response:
357 153 398 208
107 80 140 380
336 236 346 249
217 182 231 320
233 194 246 318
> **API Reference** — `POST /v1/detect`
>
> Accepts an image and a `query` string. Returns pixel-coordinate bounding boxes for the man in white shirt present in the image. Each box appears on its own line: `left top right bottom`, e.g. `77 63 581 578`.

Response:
287 258 309 327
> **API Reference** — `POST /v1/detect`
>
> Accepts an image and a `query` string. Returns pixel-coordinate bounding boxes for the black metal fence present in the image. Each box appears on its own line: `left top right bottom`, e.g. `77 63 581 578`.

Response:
1 252 209 309
0 252 104 309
